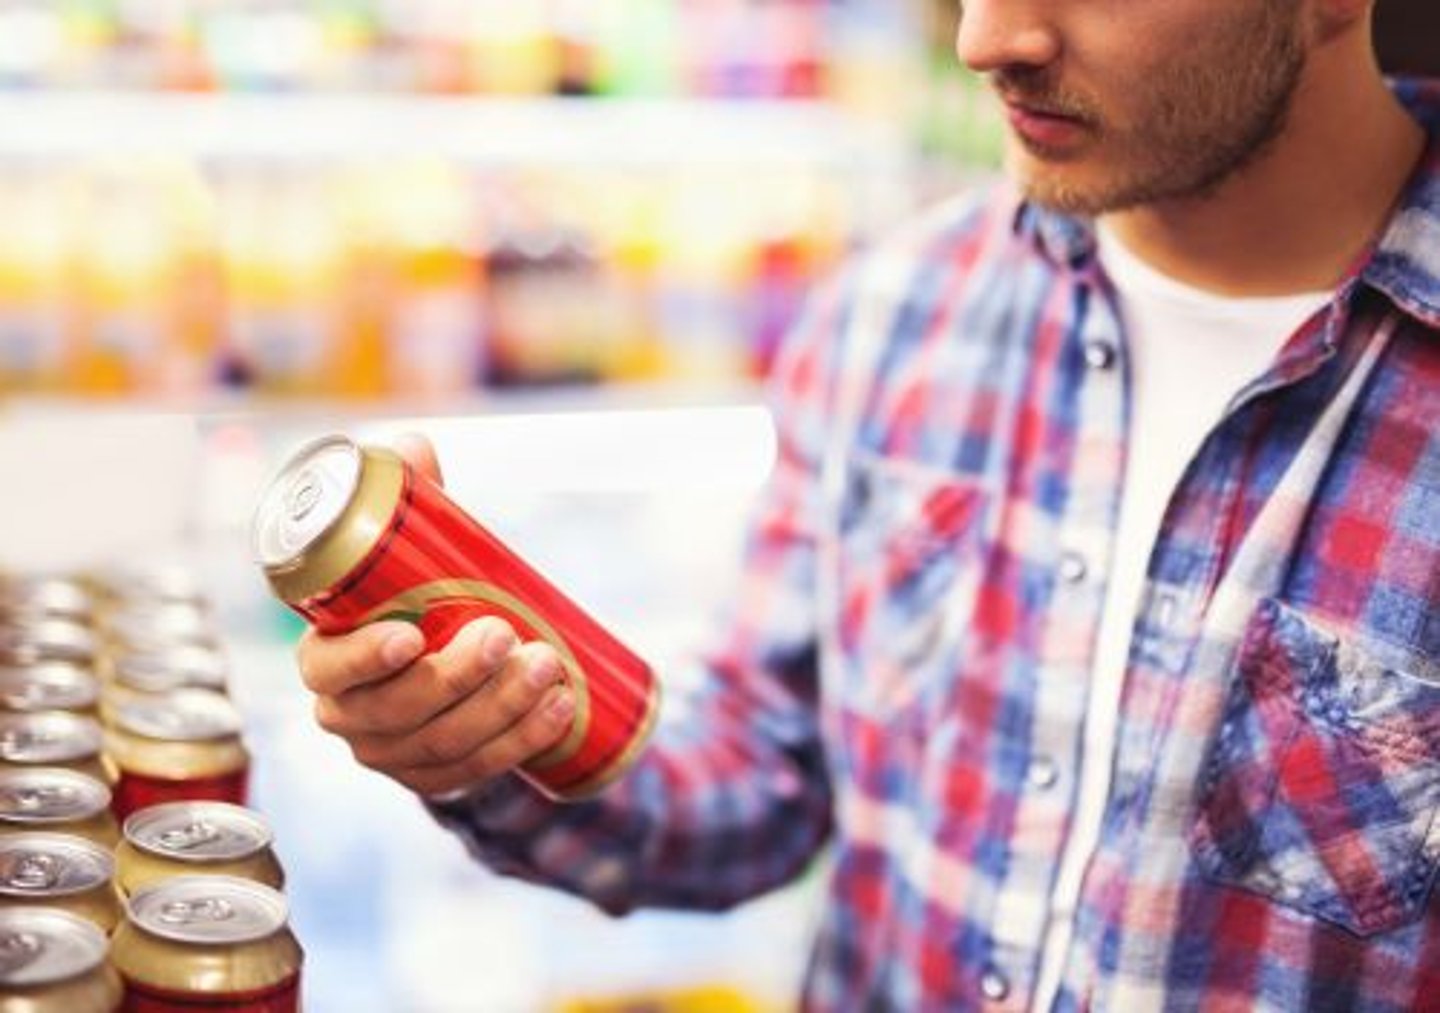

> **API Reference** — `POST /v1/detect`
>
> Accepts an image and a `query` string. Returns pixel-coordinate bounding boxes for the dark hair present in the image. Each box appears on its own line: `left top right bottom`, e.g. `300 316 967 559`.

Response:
1376 0 1440 74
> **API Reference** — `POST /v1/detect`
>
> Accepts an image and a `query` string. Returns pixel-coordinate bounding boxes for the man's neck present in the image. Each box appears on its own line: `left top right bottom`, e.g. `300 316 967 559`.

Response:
1100 34 1425 298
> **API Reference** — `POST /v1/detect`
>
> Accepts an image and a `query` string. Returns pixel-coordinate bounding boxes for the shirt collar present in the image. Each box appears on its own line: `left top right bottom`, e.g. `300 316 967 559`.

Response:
1009 76 1440 331
1364 76 1440 330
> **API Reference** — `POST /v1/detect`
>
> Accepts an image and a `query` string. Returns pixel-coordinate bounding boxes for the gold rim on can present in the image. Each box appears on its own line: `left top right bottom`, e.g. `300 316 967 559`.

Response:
0 768 119 849
0 832 123 934
0 906 124 1011
0 662 100 715
0 619 96 667
112 875 303 998
104 690 248 781
116 801 284 896
0 712 116 787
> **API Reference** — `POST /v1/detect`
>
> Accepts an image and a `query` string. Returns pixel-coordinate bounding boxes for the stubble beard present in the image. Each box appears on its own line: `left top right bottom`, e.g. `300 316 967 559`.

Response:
1005 8 1306 217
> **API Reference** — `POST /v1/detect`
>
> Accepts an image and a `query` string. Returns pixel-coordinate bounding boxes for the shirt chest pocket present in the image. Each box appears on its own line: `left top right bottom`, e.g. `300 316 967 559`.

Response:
1190 598 1440 936
830 453 992 723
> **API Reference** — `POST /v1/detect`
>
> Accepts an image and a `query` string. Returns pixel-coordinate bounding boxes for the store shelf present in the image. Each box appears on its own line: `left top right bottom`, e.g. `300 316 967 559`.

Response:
0 91 910 168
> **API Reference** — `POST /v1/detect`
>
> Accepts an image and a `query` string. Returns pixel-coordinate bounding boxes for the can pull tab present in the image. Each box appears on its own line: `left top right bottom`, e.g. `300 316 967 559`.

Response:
160 898 235 925
0 729 46 756
159 820 222 852
1 683 48 707
287 471 323 524
12 785 76 812
0 930 41 975
7 853 60 890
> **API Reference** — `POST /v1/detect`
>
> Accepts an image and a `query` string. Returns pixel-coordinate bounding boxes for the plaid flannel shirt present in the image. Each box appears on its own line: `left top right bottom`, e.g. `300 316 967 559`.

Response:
431 79 1440 1011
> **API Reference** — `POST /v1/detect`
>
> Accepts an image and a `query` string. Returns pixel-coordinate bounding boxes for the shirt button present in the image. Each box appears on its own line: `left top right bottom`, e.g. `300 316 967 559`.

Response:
980 967 1011 1002
1028 756 1060 790
1083 339 1118 370
1155 592 1178 629
1058 552 1088 584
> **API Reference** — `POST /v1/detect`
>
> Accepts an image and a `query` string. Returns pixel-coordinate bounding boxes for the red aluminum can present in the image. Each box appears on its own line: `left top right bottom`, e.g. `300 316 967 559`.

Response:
111 875 302 1011
104 690 249 822
252 434 660 801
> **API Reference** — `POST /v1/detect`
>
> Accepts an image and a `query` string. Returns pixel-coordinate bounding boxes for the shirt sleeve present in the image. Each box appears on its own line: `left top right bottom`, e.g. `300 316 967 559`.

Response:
425 271 855 915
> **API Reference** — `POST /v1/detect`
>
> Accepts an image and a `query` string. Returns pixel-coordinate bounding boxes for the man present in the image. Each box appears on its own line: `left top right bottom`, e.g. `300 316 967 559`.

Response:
297 0 1439 1008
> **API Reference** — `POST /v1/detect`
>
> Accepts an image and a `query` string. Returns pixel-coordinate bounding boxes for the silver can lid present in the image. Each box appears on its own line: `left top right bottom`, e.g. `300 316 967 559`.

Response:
106 603 216 651
0 576 94 622
0 662 100 713
0 712 102 764
113 647 228 694
124 801 271 863
0 768 111 824
252 434 363 569
113 689 242 741
93 563 207 606
0 907 108 986
128 875 287 945
0 619 96 665
0 833 113 897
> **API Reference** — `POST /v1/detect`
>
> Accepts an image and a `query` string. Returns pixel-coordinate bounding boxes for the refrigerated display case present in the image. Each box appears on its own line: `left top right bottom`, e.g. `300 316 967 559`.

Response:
0 3 1005 1009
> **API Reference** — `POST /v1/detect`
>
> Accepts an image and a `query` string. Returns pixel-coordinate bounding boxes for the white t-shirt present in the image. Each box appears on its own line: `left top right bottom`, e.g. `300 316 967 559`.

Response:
1033 224 1332 1008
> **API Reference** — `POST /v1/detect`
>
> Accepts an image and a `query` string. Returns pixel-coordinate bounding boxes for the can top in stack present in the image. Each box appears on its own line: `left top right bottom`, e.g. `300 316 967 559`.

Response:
0 575 95 625
110 647 228 695
0 619 96 667
111 689 242 742
124 801 272 862
0 906 109 986
0 832 113 899
0 662 100 713
0 768 111 828
127 874 288 944
104 602 217 654
0 712 103 766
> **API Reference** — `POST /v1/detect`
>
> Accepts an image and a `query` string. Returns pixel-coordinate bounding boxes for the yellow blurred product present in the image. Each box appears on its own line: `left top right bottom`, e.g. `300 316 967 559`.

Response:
218 168 348 397
552 984 783 1013
0 166 75 393
465 1 559 96
381 160 487 400
68 163 185 395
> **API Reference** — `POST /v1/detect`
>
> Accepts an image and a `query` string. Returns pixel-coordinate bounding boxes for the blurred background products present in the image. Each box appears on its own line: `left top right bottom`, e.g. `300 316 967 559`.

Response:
0 0 1001 403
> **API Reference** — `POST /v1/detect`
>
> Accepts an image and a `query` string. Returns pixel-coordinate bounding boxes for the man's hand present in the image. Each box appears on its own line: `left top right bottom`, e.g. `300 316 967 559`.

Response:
295 434 575 798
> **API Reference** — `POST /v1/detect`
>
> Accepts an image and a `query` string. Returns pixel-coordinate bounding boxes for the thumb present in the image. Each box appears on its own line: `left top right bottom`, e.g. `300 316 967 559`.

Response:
393 432 444 487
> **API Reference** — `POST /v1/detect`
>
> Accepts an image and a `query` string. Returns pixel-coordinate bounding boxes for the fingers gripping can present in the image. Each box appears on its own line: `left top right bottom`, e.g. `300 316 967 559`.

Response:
252 435 661 801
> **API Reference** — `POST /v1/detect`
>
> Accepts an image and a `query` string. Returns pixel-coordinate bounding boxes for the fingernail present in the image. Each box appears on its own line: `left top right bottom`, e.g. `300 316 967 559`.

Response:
479 622 516 667
382 628 423 668
547 689 574 722
526 650 562 690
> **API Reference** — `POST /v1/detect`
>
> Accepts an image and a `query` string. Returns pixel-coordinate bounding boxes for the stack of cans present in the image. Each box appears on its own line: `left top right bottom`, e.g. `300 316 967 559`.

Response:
0 565 302 1011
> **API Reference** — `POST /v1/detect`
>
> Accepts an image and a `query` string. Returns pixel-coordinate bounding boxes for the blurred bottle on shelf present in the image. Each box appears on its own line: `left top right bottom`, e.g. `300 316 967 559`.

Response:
0 154 856 400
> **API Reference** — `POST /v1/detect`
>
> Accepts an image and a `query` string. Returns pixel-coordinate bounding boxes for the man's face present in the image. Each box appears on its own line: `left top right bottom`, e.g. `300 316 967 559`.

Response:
958 0 1308 215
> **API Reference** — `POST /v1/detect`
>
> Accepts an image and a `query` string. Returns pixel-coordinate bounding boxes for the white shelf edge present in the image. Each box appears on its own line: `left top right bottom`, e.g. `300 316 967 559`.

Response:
0 92 910 167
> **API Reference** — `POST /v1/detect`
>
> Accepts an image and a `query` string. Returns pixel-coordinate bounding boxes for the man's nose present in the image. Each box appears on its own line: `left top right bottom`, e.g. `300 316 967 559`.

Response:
955 0 1062 74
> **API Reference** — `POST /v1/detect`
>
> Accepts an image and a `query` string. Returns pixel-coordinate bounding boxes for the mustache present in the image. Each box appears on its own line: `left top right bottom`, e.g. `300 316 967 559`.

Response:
991 68 1098 123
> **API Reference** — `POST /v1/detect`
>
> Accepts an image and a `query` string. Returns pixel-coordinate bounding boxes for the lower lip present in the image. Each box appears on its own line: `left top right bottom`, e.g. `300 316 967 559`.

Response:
1006 106 1089 150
